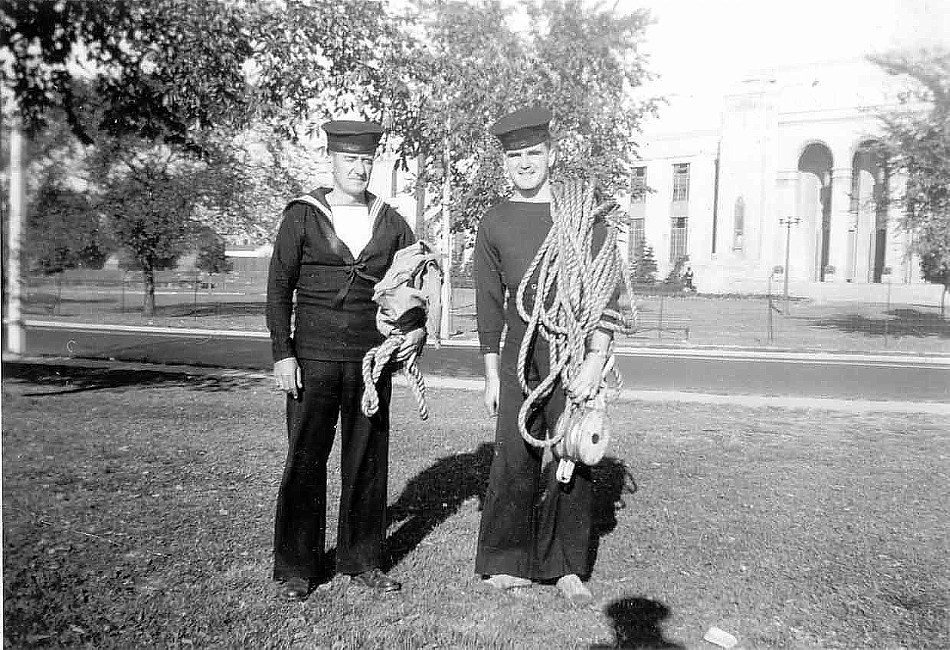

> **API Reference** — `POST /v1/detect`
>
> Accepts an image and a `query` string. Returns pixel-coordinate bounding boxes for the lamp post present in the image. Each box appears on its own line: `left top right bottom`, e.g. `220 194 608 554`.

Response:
778 216 801 313
4 118 25 355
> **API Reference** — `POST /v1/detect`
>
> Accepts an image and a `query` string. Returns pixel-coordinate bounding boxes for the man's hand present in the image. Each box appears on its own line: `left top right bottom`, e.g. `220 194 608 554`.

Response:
395 328 427 362
274 356 302 399
483 373 500 417
566 353 606 404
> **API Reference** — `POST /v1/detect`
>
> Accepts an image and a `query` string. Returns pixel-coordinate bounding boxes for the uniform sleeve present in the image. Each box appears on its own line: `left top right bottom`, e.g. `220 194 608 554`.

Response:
265 204 306 362
474 214 505 354
396 210 417 248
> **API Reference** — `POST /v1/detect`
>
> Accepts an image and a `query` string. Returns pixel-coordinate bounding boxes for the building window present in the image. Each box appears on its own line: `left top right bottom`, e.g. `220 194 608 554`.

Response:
672 163 690 202
631 167 647 203
629 218 645 255
733 197 745 251
670 217 688 262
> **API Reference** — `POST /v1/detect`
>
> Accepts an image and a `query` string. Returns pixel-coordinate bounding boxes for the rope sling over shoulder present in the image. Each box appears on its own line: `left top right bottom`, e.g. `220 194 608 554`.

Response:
515 179 636 483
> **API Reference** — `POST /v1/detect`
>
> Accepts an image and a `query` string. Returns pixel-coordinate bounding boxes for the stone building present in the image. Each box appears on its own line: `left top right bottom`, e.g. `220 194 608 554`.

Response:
631 58 938 299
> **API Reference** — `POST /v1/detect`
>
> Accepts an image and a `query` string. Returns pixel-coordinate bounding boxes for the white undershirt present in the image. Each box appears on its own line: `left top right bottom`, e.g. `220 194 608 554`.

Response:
331 205 373 258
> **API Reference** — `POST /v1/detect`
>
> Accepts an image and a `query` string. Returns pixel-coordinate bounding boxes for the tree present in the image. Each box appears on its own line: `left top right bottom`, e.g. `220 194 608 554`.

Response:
27 176 111 274
630 240 657 285
195 226 233 275
871 48 950 313
92 136 240 315
2 0 257 149
384 0 658 234
2 0 267 313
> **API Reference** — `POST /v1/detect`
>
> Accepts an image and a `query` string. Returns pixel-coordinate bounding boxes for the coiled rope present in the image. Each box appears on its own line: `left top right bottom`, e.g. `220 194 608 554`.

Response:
515 179 634 447
361 334 429 420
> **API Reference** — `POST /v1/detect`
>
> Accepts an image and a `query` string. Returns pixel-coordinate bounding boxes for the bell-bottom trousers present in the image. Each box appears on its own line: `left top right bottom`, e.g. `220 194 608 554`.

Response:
273 358 391 581
474 338 593 581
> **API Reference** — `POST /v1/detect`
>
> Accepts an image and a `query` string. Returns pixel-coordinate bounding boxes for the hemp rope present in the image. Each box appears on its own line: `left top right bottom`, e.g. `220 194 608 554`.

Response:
361 334 429 420
514 179 633 448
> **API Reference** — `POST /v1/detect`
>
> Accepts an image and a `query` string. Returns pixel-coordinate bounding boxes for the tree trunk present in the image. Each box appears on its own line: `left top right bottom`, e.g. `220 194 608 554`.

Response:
143 265 156 316
415 152 426 236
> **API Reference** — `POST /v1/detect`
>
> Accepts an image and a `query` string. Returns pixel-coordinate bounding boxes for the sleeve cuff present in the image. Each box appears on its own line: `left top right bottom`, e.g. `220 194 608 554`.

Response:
271 337 296 363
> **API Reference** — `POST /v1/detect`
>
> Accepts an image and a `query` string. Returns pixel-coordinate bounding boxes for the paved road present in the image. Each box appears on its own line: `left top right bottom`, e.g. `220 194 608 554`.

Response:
20 321 949 403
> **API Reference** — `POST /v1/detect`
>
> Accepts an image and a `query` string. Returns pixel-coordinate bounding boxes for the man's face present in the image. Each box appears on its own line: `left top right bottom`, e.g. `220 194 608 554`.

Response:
504 141 554 194
330 151 374 197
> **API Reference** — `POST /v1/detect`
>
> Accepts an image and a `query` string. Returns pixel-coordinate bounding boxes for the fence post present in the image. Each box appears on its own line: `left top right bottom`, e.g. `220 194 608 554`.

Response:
56 271 64 315
883 267 892 347
658 294 664 340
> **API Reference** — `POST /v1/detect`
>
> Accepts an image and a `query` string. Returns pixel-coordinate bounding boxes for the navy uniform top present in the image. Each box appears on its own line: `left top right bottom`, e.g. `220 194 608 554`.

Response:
265 188 415 362
474 200 623 356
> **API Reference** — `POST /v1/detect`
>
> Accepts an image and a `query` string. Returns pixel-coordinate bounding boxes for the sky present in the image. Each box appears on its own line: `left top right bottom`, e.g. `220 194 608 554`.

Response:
632 0 950 97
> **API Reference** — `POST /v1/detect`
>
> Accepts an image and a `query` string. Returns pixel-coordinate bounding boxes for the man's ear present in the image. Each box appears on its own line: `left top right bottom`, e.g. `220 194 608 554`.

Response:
548 143 558 169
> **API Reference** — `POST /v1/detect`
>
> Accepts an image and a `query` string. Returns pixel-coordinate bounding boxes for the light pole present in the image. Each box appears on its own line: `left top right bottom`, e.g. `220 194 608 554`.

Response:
778 216 801 313
4 118 25 355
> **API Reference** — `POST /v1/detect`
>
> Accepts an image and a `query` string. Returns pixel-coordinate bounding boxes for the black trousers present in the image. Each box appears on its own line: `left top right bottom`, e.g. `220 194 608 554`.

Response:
273 358 391 581
474 338 593 581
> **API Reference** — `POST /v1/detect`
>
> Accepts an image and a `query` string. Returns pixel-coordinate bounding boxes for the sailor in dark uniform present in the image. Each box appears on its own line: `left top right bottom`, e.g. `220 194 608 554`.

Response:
473 107 617 603
266 120 426 601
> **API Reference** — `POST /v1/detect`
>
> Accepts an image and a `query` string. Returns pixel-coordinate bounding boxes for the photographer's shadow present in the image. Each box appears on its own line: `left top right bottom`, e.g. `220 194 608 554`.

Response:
591 597 685 649
383 442 494 571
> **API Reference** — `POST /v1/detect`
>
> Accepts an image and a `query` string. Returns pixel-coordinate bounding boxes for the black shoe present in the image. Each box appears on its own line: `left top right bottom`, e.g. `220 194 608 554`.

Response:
276 577 312 602
350 568 401 592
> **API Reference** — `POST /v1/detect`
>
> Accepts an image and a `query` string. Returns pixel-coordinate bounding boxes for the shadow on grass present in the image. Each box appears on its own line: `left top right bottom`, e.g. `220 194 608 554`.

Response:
2 361 263 396
590 457 639 572
590 597 685 649
808 308 950 339
383 442 494 571
379 446 637 575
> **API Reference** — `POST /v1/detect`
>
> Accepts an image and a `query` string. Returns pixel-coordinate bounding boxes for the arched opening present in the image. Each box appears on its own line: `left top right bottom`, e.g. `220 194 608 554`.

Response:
733 197 745 252
797 143 834 281
851 141 889 283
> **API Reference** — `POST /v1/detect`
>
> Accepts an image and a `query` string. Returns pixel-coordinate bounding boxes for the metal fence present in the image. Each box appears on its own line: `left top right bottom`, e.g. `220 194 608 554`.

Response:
23 270 950 354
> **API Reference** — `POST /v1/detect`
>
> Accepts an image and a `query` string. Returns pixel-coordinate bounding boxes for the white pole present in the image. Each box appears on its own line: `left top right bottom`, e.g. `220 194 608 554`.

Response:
4 119 25 356
440 140 453 339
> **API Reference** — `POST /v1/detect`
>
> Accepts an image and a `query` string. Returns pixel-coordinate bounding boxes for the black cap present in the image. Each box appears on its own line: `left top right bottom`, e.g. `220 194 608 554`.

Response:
489 107 553 151
322 120 384 154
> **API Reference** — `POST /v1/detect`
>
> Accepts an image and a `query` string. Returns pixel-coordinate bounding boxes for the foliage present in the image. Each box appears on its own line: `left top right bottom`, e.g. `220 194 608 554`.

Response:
630 239 657 284
91 136 237 314
871 48 950 296
250 0 405 137
194 226 233 275
1 0 257 149
383 0 658 234
26 176 111 274
2 1 270 313
4 0 659 300
249 0 658 235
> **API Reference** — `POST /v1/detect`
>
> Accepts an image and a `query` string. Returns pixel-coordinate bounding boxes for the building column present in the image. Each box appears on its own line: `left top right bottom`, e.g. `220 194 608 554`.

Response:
828 167 852 283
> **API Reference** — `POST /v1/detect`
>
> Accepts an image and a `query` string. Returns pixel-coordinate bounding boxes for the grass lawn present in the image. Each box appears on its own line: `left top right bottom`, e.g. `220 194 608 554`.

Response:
3 362 948 649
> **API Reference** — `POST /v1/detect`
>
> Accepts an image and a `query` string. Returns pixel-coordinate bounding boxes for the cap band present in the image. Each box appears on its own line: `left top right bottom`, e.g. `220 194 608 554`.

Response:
323 120 384 155
496 125 551 151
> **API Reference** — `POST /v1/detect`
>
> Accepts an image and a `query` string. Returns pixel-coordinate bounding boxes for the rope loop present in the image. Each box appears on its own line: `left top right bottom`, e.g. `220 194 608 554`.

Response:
361 333 430 420
514 179 635 449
